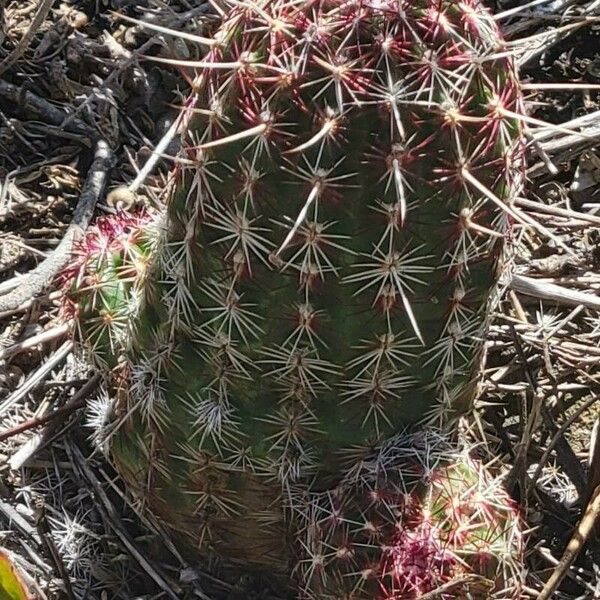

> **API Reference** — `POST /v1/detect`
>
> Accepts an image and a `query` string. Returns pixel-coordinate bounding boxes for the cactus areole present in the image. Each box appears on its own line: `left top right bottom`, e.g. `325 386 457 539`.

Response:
65 0 525 584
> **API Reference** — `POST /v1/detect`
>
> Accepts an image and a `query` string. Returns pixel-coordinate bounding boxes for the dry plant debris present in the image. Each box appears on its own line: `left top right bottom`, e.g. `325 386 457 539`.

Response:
0 0 599 598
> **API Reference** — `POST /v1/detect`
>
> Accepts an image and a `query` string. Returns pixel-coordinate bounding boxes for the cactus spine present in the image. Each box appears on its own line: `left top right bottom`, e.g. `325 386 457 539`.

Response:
62 0 526 588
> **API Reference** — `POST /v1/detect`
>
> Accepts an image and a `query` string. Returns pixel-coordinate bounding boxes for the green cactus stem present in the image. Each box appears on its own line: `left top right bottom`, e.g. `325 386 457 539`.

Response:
62 0 526 582
60 209 158 369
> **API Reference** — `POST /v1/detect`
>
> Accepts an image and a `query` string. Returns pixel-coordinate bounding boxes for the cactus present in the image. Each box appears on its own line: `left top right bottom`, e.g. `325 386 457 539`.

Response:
294 430 524 599
59 209 158 369
61 0 526 585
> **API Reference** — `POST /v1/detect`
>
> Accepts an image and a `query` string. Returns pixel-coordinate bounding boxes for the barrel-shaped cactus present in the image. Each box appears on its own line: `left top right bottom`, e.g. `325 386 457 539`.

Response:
294 430 523 599
62 0 525 584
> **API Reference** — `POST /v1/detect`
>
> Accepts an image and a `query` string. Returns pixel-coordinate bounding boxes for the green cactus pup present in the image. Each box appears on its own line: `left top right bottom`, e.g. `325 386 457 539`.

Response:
62 0 526 586
59 209 158 368
294 430 524 599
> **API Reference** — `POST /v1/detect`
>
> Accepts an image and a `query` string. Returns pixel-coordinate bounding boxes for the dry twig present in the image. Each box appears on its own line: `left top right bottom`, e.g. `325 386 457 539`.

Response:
0 141 112 312
509 274 600 311
0 374 99 443
538 484 600 600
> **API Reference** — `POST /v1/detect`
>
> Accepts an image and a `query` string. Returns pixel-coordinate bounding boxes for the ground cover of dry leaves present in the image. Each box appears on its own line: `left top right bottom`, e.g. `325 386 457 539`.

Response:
1 1 600 598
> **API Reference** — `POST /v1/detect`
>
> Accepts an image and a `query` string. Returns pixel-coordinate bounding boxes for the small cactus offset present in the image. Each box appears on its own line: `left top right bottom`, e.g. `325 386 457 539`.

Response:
294 431 524 599
62 0 527 586
59 209 158 368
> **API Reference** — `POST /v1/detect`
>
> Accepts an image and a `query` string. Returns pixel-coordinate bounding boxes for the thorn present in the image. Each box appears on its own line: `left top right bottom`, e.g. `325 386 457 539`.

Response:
391 156 406 225
459 208 504 239
274 181 321 257
111 12 219 47
284 116 339 155
194 123 268 150
460 167 577 258
140 55 247 70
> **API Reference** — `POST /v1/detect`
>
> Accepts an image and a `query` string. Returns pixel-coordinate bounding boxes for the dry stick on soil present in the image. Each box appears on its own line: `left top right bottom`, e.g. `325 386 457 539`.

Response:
536 544 597 595
539 403 587 498
0 80 95 140
58 3 218 133
0 0 55 76
0 375 99 443
0 341 72 416
9 395 93 471
515 197 600 226
541 125 600 153
0 322 70 361
509 274 600 311
584 416 600 507
0 274 26 295
522 83 600 90
493 0 565 21
96 466 219 600
534 108 600 144
526 130 559 175
0 500 42 545
529 393 599 494
0 291 62 321
533 127 600 177
0 141 112 313
32 495 76 600
537 483 600 600
505 316 587 503
505 324 544 493
515 20 597 67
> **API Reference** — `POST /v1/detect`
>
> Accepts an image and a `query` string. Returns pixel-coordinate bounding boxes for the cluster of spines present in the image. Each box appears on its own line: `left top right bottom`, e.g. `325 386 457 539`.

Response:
293 430 523 599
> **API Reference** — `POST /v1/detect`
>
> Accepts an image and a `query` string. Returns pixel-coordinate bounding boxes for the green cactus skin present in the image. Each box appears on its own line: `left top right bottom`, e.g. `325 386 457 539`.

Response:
64 0 526 584
294 430 524 599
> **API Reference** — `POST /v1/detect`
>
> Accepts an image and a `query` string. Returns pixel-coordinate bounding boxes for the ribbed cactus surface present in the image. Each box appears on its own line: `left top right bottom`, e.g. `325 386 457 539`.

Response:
295 431 523 599
63 0 525 583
